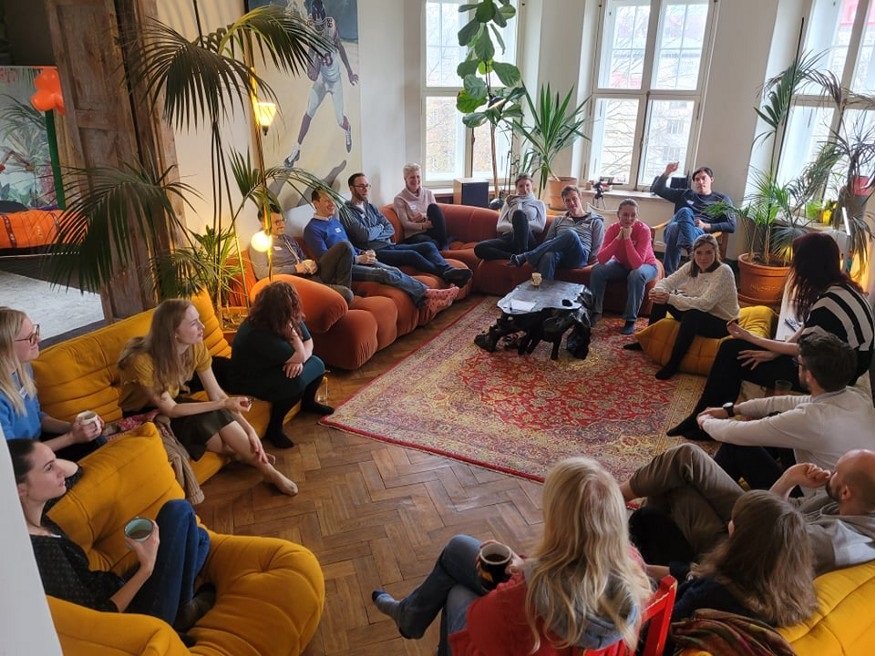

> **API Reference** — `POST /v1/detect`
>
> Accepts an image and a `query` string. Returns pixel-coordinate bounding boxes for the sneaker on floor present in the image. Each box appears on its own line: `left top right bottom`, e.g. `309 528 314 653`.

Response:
655 365 677 380
620 320 636 335
421 285 459 315
444 267 473 286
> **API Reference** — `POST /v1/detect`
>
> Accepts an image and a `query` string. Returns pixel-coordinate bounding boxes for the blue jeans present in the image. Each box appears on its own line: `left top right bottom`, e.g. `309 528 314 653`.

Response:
522 230 590 280
351 261 427 304
590 260 659 321
662 208 704 274
375 241 454 277
127 500 210 625
393 534 486 655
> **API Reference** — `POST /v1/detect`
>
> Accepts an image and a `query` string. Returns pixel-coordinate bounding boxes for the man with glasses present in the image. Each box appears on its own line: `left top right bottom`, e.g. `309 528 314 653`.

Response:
342 173 472 287
693 332 875 490
249 205 355 304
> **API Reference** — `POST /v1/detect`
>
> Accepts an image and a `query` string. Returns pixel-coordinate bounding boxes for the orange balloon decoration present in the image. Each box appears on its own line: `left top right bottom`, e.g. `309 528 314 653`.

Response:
31 67 65 114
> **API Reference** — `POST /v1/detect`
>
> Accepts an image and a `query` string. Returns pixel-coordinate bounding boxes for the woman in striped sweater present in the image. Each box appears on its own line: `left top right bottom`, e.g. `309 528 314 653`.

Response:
669 231 875 439
643 233 739 380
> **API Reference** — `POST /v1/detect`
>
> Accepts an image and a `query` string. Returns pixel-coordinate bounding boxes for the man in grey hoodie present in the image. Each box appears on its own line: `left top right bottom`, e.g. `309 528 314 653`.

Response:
622 444 875 575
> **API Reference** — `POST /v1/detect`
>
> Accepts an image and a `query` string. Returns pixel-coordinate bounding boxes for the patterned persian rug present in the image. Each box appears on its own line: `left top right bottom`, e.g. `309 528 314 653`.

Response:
322 297 705 482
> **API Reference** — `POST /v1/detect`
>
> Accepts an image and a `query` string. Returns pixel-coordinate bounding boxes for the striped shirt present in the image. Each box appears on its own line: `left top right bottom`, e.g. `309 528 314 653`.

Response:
802 283 874 379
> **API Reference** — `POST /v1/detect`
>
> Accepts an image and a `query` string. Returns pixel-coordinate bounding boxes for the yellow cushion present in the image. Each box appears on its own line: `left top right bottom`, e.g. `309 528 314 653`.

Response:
635 305 777 376
47 433 325 655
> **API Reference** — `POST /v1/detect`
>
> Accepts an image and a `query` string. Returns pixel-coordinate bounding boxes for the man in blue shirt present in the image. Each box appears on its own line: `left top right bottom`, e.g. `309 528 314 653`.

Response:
343 173 472 287
652 162 736 274
303 188 458 312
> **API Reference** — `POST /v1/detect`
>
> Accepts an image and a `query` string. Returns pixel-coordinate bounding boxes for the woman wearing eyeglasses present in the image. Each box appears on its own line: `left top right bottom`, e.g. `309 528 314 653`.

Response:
0 307 104 460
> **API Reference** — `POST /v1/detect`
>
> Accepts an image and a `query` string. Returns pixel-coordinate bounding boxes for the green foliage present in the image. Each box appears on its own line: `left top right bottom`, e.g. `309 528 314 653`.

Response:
455 0 522 198
512 84 588 195
49 3 329 304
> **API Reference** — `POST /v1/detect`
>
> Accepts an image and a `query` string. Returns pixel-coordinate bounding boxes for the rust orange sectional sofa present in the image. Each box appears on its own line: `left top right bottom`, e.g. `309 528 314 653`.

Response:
381 203 664 316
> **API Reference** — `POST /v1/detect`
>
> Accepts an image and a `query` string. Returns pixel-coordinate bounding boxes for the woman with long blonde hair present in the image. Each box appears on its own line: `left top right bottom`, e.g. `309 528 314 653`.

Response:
371 457 651 655
0 307 104 459
117 299 298 496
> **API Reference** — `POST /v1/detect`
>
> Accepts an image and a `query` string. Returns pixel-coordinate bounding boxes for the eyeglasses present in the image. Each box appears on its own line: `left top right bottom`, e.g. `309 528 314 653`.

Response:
353 183 371 189
14 324 40 345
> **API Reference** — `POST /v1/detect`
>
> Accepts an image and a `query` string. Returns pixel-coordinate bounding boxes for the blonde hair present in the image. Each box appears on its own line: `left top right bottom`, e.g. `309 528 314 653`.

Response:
118 299 196 394
0 308 37 415
525 457 651 652
694 490 817 626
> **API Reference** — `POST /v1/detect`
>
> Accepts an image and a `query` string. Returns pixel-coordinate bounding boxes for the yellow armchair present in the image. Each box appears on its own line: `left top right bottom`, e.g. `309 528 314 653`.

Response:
45 429 324 655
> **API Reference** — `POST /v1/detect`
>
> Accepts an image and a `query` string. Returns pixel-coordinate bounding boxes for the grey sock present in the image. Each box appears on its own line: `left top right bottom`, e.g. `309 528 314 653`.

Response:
372 590 402 625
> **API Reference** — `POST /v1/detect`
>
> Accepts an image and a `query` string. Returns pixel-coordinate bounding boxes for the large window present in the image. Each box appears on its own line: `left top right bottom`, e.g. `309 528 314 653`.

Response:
588 0 715 189
779 0 875 196
422 0 518 185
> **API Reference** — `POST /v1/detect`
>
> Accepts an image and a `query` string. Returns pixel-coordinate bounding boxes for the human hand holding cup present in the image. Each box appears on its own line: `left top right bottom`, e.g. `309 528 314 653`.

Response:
73 410 104 443
477 542 513 590
124 517 155 542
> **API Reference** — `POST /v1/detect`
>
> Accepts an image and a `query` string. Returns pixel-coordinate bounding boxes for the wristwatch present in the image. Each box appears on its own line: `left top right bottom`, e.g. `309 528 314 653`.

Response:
722 402 735 418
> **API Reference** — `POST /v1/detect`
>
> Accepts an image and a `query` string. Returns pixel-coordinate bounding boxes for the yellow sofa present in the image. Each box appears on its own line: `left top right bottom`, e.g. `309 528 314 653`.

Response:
45 426 324 655
633 305 778 376
32 292 294 483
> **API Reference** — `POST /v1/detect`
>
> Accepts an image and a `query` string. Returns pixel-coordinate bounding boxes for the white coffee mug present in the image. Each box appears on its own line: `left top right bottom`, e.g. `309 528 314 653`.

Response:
76 410 101 432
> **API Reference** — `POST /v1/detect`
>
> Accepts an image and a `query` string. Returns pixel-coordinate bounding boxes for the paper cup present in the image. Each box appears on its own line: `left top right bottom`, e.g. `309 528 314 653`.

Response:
531 273 542 287
124 517 154 542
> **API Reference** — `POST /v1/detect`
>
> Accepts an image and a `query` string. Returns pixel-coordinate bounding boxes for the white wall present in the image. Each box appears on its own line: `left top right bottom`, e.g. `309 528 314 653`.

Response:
0 429 63 656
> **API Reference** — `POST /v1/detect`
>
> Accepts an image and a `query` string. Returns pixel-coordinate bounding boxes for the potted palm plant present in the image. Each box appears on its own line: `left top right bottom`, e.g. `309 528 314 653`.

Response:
48 3 329 315
512 83 588 209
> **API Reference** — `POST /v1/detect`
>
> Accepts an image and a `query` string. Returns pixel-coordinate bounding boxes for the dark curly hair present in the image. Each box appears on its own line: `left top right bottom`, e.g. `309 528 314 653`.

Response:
788 232 859 321
249 281 304 341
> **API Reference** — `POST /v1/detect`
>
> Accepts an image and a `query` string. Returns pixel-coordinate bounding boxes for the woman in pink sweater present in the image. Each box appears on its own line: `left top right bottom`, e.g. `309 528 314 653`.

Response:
589 199 659 334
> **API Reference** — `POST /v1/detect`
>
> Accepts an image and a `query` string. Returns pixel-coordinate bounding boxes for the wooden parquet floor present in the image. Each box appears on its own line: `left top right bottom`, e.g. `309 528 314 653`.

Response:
196 295 545 655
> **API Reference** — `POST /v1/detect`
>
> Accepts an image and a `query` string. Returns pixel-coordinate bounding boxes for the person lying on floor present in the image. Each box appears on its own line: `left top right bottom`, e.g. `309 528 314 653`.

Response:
371 457 651 655
621 443 875 577
227 281 333 449
0 307 105 461
9 439 214 644
696 333 875 491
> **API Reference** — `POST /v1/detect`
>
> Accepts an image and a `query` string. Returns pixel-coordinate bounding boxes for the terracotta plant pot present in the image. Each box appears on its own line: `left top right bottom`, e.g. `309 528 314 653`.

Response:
737 253 790 307
546 176 578 210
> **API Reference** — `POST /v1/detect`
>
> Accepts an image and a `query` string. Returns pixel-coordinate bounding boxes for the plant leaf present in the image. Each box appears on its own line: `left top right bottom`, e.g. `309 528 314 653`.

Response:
463 74 488 99
457 89 486 113
458 18 481 46
475 1 496 23
456 58 479 78
492 61 520 86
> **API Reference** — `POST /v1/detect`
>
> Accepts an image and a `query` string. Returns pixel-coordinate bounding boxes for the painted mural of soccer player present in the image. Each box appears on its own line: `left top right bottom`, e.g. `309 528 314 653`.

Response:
284 0 359 168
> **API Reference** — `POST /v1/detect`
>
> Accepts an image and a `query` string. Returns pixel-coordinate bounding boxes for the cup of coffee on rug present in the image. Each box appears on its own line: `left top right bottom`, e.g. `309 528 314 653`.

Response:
124 517 154 542
477 542 512 590
531 272 542 287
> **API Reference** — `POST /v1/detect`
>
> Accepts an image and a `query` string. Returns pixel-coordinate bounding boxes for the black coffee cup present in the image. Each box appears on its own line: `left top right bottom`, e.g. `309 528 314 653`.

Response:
477 542 512 590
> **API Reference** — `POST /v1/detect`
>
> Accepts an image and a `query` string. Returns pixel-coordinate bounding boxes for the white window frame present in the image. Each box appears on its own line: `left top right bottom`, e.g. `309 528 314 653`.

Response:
586 0 718 190
420 0 521 186
778 0 875 188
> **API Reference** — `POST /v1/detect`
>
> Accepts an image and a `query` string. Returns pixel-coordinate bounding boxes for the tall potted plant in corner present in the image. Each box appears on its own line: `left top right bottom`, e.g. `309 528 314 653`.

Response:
48 4 329 314
455 0 524 202
512 83 588 210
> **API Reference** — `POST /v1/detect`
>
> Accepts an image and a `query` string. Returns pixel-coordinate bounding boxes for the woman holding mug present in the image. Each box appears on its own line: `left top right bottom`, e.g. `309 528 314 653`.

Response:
370 457 651 655
10 438 212 636
669 231 874 439
117 299 298 496
228 281 333 449
0 307 104 460
641 234 738 380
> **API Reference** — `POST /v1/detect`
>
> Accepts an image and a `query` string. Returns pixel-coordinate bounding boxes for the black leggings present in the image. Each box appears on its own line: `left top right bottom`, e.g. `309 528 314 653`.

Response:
649 304 729 372
473 210 534 260
404 203 449 250
628 505 695 566
715 443 796 491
